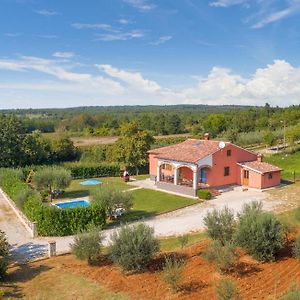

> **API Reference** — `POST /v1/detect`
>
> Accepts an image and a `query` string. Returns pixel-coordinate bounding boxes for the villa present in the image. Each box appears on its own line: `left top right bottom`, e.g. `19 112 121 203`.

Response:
148 133 281 197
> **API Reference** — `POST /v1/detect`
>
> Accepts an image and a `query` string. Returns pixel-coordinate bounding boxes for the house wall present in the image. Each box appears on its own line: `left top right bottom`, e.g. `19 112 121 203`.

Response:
208 144 257 187
261 171 281 188
179 166 193 181
149 153 158 179
248 169 262 189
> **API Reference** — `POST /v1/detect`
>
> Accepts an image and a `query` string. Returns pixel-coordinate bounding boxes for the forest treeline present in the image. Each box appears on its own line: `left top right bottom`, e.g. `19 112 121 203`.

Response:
3 104 300 140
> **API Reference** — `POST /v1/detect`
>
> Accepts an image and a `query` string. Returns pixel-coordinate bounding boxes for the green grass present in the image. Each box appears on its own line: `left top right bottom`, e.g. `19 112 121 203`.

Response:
159 232 207 252
111 188 199 223
62 177 133 199
265 151 300 181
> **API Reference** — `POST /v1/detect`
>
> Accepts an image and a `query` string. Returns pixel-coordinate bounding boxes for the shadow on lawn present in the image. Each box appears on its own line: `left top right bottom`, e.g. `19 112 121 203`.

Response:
3 264 52 298
107 210 155 227
60 189 90 199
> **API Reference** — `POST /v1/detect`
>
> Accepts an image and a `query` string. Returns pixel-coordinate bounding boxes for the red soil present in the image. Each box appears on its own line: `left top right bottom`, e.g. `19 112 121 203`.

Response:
60 236 300 300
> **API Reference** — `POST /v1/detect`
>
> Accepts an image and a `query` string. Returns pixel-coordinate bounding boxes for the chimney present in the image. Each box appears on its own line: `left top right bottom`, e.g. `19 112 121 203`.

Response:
204 133 210 141
257 153 263 162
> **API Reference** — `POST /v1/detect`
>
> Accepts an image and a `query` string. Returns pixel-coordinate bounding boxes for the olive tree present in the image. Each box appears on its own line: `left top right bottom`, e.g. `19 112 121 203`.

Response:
109 224 159 272
92 187 133 219
33 166 72 200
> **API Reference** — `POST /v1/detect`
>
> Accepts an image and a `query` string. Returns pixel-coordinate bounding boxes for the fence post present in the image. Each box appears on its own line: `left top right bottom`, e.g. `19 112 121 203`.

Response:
32 221 38 238
48 241 56 257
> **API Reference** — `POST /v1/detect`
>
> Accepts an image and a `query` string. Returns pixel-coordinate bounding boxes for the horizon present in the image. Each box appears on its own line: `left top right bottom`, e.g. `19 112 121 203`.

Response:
1 0 300 109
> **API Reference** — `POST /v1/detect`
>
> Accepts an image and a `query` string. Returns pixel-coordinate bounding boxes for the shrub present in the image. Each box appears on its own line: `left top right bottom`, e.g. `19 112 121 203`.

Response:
293 233 300 260
197 189 212 200
161 256 186 292
202 241 238 273
71 228 102 265
109 224 160 272
91 187 133 219
215 278 239 300
235 202 284 262
0 230 9 280
280 283 300 300
178 234 189 250
204 207 236 245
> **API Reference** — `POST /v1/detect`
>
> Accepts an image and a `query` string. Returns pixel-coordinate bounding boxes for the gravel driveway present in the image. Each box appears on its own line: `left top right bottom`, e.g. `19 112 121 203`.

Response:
0 186 282 263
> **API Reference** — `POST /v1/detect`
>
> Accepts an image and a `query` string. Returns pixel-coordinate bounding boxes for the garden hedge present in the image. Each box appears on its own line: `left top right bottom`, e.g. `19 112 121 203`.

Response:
24 196 106 236
0 168 106 236
64 162 121 178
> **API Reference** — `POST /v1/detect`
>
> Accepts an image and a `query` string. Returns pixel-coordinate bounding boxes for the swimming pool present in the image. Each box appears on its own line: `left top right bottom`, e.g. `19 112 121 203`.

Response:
80 179 102 186
55 200 90 209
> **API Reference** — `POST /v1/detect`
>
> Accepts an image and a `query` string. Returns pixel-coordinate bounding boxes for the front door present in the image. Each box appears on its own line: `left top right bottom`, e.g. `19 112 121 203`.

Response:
200 168 208 183
243 169 249 186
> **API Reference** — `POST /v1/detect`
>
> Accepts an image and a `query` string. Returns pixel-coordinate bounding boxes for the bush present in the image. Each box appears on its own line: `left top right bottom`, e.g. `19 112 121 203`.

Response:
109 224 160 272
0 230 9 280
202 241 238 273
204 207 236 245
71 228 102 265
65 162 121 179
161 256 185 292
197 189 212 200
235 202 284 262
178 234 189 250
92 187 133 219
280 283 300 300
293 233 300 260
215 278 239 300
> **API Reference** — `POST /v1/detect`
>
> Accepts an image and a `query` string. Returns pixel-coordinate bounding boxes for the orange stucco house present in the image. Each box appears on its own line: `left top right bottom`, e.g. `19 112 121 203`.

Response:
148 134 281 197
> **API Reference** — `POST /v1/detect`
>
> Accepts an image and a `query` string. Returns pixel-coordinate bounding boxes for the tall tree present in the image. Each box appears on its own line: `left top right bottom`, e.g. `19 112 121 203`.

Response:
113 122 154 174
0 114 24 167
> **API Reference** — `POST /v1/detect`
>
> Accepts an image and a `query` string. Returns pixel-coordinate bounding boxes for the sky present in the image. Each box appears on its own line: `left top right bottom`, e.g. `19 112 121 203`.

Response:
1 0 300 109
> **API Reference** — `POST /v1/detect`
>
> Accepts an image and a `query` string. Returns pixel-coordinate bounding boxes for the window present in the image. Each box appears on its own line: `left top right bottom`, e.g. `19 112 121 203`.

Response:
243 170 249 179
227 149 232 157
224 167 230 176
268 173 273 179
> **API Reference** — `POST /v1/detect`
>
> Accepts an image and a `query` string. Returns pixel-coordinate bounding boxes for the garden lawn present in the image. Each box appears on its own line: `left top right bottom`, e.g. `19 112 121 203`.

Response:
265 151 300 181
62 176 134 199
116 188 199 222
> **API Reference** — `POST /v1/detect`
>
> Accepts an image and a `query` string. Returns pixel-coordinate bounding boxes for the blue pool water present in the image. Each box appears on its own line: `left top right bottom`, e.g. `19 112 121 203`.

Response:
80 179 102 186
55 200 90 209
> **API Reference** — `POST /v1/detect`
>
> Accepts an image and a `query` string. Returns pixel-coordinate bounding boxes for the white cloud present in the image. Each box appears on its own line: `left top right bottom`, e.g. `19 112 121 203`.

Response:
34 9 58 16
71 23 114 31
210 0 300 29
210 0 248 7
97 64 161 92
94 30 144 41
34 34 58 39
1 58 300 108
118 18 131 25
4 33 21 37
122 0 155 12
53 52 75 59
150 36 173 45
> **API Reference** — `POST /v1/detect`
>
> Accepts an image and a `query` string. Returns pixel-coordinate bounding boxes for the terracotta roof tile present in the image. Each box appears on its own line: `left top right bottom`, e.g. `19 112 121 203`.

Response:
148 139 226 163
239 161 282 174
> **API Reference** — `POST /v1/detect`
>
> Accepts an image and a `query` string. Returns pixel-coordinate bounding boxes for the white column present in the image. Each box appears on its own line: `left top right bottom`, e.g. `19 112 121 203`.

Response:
157 165 160 182
193 170 198 190
174 167 178 185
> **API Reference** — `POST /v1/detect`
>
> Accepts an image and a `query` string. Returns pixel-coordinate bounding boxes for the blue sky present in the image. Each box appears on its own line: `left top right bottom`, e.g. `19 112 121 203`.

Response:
1 0 300 108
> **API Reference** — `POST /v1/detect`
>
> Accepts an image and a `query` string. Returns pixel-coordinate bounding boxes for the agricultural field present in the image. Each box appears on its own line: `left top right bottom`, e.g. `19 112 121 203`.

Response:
2 228 300 300
265 151 300 181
